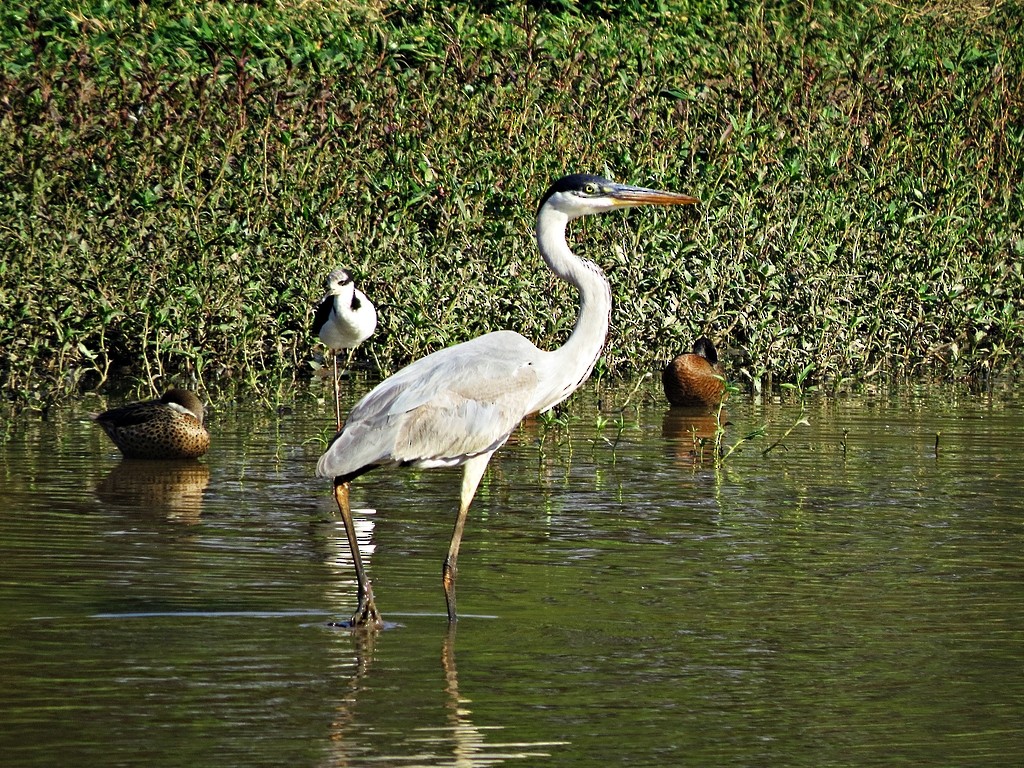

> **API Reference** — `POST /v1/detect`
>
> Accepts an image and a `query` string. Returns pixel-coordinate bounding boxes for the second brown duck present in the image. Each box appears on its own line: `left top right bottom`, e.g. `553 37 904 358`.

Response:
662 337 726 409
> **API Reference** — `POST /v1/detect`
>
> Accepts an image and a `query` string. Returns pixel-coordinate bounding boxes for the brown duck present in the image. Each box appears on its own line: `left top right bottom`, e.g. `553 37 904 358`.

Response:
662 337 726 409
94 388 210 459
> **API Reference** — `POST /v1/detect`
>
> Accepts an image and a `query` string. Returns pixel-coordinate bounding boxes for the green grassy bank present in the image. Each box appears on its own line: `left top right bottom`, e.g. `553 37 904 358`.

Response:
1 0 1021 411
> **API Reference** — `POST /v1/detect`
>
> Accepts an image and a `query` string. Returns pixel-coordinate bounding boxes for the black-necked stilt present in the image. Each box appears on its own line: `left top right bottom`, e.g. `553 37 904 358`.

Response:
312 268 377 432
94 388 210 459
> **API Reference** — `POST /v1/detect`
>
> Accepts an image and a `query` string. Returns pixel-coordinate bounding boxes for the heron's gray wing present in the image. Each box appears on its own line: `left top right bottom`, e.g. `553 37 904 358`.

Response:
317 331 542 479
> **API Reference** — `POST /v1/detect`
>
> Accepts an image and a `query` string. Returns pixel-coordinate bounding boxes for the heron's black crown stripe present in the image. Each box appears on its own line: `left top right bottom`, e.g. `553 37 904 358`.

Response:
536 173 610 215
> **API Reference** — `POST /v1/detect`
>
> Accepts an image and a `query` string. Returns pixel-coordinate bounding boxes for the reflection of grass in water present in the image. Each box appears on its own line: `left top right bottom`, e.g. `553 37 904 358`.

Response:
594 372 648 458
537 408 575 464
537 371 650 465
710 365 814 466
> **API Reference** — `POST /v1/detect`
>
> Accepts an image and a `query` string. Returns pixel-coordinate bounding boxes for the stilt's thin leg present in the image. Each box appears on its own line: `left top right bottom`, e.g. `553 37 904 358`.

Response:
333 480 382 629
333 349 357 433
332 353 343 433
442 452 493 623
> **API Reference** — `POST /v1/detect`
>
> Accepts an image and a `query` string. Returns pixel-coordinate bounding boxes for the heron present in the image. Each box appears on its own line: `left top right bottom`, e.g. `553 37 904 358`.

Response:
317 173 698 628
93 388 210 459
312 268 378 432
662 337 726 409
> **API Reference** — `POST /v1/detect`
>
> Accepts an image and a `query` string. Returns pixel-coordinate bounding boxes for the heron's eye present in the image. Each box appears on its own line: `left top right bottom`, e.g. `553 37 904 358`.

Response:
583 182 599 195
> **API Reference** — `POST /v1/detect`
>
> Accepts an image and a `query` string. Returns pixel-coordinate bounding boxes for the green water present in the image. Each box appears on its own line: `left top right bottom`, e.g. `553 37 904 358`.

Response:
1 383 1022 767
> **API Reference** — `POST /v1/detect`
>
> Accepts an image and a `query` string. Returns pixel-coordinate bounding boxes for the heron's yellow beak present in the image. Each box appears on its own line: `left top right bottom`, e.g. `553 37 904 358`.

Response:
610 185 699 207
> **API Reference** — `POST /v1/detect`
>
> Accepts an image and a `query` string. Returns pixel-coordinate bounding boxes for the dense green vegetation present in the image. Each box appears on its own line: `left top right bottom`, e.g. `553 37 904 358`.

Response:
1 0 1021 411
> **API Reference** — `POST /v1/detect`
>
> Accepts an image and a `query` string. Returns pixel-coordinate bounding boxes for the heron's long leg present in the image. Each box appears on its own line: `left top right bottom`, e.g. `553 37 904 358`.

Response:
443 452 493 623
333 480 382 628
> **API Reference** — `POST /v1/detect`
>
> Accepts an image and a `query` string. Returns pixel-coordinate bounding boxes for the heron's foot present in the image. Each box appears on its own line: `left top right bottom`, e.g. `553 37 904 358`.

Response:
351 581 383 629
351 602 383 630
327 582 383 630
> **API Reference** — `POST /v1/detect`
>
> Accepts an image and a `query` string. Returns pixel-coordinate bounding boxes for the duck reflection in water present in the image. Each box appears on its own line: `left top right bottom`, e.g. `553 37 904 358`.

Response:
661 409 727 466
95 460 210 524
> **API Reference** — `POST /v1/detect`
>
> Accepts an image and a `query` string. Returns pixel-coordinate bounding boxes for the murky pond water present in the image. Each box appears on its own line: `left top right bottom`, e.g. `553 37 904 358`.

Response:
1 381 1022 767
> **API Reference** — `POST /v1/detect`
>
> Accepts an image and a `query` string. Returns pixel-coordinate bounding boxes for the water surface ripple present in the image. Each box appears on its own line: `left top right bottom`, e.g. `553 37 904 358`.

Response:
1 383 1021 766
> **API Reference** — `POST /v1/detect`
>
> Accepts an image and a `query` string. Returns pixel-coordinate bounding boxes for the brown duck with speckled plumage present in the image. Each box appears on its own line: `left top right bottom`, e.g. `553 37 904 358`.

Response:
662 337 726 409
94 388 210 459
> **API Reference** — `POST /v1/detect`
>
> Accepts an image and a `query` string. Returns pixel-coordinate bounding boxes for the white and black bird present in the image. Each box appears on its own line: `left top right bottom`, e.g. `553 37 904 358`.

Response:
317 173 698 628
312 268 378 432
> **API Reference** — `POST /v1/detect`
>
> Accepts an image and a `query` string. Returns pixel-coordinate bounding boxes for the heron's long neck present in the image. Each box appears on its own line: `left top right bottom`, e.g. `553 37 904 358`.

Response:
534 206 612 409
